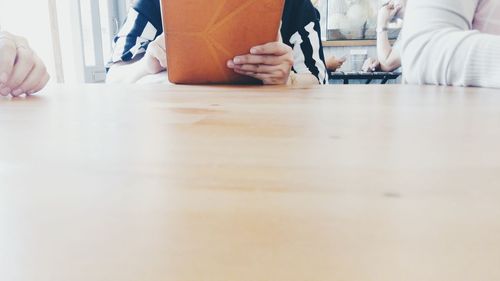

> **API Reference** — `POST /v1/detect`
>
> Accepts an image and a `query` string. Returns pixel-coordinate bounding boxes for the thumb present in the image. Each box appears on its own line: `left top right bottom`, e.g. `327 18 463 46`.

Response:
154 33 166 49
145 41 167 74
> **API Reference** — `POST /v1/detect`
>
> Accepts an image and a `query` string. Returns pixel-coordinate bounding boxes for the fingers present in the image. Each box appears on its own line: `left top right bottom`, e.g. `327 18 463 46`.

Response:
155 33 166 49
233 68 279 78
228 41 294 85
363 64 373 72
0 32 17 86
144 37 167 74
12 54 48 96
362 62 370 72
233 69 283 85
385 1 395 9
330 56 346 70
151 34 167 68
390 6 401 17
362 58 380 72
233 65 290 85
229 41 293 66
228 59 291 79
229 54 287 66
227 62 276 73
30 72 50 95
150 45 167 68
362 58 373 71
0 32 50 97
5 46 36 92
249 41 292 56
152 38 167 68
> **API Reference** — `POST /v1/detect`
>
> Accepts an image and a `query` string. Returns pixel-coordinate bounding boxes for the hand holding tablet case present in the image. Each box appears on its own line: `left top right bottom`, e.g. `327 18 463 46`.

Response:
161 0 285 84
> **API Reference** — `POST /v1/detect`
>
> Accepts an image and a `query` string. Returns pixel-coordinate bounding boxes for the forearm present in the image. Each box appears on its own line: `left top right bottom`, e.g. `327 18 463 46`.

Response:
402 0 500 88
377 31 400 71
377 31 392 65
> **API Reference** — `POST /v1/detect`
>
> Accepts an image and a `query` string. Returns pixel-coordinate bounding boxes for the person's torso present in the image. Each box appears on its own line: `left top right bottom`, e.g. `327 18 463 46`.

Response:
473 0 500 34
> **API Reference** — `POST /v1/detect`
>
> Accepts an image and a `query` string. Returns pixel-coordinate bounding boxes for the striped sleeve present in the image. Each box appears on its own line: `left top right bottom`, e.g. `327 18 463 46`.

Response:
110 0 162 63
286 0 328 84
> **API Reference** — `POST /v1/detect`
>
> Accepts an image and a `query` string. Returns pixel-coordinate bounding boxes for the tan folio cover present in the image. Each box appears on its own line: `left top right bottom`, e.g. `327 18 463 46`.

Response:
161 0 285 84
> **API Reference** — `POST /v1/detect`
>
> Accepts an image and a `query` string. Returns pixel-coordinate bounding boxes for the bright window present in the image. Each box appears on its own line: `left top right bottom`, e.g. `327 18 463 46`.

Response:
316 0 402 41
0 0 129 83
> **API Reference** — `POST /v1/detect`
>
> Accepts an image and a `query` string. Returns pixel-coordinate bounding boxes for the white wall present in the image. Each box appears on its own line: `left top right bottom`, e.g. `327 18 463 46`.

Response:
0 0 130 84
0 0 56 82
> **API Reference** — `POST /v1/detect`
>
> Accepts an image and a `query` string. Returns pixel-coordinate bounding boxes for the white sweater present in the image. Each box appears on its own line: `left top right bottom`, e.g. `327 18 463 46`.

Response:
401 0 500 88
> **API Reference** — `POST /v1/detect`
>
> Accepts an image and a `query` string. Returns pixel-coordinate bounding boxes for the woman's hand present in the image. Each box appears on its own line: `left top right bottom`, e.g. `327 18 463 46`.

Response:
362 57 380 72
106 34 167 84
0 31 49 97
142 33 167 75
227 42 294 85
326 56 346 71
378 1 402 28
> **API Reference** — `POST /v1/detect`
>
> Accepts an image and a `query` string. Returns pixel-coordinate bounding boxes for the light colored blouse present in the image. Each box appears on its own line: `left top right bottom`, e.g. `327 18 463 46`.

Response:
473 0 500 34
402 0 500 88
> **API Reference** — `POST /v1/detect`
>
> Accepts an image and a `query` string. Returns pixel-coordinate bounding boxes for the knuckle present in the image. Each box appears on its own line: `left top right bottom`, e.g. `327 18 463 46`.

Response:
35 67 47 79
237 56 248 64
35 58 47 73
21 82 35 91
26 58 36 70
0 38 16 50
0 45 16 61
20 49 35 63
254 56 264 64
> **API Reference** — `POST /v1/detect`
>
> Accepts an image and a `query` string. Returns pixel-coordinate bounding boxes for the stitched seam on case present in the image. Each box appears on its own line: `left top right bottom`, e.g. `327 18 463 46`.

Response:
204 0 228 32
207 0 260 33
207 36 232 58
204 36 230 81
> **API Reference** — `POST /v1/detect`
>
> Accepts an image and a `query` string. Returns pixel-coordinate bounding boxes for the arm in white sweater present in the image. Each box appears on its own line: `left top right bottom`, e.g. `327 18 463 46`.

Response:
401 0 500 88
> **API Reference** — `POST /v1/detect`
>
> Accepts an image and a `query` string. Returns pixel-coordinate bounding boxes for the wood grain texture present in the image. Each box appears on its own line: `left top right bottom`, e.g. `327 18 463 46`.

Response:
1 84 500 281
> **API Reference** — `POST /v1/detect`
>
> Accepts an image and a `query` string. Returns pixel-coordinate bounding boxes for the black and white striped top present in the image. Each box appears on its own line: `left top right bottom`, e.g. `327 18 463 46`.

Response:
111 0 328 84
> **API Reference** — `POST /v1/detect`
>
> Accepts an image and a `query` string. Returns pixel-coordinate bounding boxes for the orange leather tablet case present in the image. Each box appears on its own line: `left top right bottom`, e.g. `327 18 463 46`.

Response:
161 0 285 84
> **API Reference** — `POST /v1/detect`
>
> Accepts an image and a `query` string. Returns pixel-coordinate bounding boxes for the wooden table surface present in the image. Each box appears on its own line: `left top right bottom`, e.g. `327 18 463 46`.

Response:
1 84 500 281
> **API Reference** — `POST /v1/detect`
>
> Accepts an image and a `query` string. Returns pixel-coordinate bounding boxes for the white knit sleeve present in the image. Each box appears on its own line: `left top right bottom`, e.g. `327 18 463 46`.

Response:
401 0 500 88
